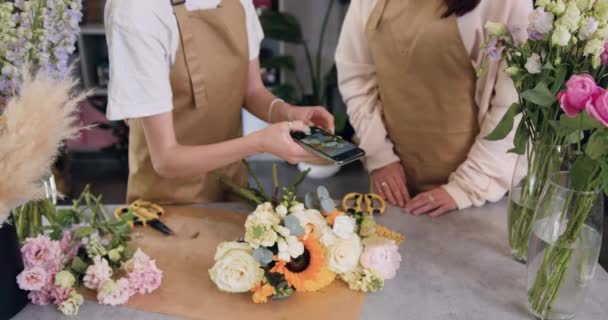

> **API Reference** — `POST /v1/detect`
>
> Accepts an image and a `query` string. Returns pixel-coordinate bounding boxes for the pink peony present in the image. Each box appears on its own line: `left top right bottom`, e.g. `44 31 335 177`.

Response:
51 286 72 304
359 238 402 280
83 256 113 290
559 74 603 117
16 267 48 291
21 235 63 271
586 88 608 127
28 289 53 306
601 42 608 66
97 278 133 306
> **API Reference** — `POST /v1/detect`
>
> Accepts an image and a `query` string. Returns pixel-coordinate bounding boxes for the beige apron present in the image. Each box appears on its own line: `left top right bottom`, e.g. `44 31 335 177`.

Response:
126 0 248 204
366 0 479 195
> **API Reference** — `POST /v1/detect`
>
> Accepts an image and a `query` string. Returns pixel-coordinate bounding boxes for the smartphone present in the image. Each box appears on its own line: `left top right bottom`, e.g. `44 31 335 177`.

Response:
290 126 366 166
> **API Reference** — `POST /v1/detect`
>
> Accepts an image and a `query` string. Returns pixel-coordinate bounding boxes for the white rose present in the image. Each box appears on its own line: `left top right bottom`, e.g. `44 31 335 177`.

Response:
325 234 363 274
275 205 288 218
333 216 356 239
552 25 572 46
291 209 331 238
209 250 263 293
525 53 542 74
558 2 581 31
214 241 252 260
578 17 599 40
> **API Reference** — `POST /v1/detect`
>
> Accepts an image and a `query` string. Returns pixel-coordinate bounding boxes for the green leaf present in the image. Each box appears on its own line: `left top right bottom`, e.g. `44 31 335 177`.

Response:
570 156 597 191
260 55 296 72
559 112 604 130
521 81 556 107
71 257 88 274
485 103 522 141
565 130 584 144
259 11 303 43
74 226 96 238
551 66 568 94
585 131 608 161
509 119 530 154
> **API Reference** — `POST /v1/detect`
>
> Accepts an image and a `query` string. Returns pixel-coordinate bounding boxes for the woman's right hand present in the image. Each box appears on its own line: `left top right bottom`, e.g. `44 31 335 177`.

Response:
253 120 325 164
370 162 410 208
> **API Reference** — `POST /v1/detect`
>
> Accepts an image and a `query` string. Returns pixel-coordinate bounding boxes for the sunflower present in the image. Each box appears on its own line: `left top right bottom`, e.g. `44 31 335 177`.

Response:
270 234 333 292
251 282 276 304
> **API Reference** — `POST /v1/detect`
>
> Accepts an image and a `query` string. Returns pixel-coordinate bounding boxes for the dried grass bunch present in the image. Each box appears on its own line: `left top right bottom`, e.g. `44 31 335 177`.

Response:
0 71 86 224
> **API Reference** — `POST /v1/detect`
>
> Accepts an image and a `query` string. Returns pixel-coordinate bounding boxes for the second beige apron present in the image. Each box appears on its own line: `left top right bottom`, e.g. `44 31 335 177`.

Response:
126 0 248 204
366 0 480 195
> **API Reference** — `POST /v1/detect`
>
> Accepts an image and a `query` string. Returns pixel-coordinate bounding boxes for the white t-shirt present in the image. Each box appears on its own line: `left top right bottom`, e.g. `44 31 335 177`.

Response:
104 0 264 121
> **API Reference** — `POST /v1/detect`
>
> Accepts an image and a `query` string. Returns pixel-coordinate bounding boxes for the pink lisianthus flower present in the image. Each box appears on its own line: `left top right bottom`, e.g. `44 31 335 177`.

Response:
558 74 603 117
60 231 81 263
360 237 402 280
21 235 63 271
97 278 133 306
16 267 48 291
586 88 608 127
601 42 608 66
51 286 72 304
124 249 163 294
83 256 113 290
28 289 53 306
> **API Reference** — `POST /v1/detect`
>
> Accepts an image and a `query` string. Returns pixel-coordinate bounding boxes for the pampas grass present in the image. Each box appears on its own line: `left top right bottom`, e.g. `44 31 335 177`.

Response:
0 70 86 224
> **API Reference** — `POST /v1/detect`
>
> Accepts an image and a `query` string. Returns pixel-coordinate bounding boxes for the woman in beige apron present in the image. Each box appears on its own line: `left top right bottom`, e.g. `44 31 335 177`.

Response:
105 0 333 204
336 0 531 216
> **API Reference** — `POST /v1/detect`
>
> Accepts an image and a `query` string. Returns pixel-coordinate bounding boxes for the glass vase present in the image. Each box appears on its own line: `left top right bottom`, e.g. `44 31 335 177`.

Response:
527 172 603 320
12 170 58 242
508 143 565 263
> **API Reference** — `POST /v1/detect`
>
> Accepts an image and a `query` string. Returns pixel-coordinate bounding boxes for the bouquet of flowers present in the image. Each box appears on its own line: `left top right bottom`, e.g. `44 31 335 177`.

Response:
481 0 608 261
0 0 82 98
15 187 163 316
210 163 404 303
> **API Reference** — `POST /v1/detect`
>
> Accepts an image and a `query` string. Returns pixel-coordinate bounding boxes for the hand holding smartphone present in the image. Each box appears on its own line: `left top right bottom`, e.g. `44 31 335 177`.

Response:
290 126 365 166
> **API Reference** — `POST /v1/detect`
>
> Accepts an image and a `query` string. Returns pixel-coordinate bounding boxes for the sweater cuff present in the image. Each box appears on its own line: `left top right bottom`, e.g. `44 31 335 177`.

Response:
362 147 401 172
442 182 473 210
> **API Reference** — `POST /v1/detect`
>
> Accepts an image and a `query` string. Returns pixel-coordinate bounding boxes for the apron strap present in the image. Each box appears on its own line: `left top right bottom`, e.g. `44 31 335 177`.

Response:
368 0 389 30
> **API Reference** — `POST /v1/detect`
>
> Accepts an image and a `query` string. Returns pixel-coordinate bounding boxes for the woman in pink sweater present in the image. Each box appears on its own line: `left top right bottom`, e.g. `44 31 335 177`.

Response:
336 0 532 216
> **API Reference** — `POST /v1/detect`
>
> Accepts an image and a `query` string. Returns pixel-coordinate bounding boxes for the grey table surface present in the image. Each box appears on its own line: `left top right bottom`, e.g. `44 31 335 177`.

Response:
12 200 608 320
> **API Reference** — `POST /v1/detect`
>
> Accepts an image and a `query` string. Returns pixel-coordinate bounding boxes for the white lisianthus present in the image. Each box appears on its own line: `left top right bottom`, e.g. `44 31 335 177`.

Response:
505 66 521 77
484 21 508 36
578 17 599 40
536 0 550 8
289 203 305 213
324 233 363 274
595 0 608 21
333 215 356 239
525 53 543 74
549 0 567 16
275 205 288 218
552 25 572 46
58 292 84 316
55 270 76 289
291 209 331 238
576 0 594 12
584 38 604 67
209 248 263 293
595 26 608 39
529 7 555 35
558 2 581 31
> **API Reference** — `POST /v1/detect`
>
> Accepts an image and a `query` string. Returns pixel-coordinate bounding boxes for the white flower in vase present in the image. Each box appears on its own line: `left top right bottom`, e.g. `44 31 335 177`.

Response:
525 53 543 74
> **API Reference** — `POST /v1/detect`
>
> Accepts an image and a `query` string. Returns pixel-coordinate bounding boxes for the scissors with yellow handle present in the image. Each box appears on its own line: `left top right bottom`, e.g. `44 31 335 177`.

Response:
114 200 175 236
342 192 386 215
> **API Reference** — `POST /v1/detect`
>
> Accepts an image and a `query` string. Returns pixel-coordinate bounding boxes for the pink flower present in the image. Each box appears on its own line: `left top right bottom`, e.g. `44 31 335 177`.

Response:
16 267 47 291
60 231 81 263
21 235 63 271
97 278 133 306
359 238 402 280
28 289 53 306
586 88 608 127
601 42 608 65
559 74 603 117
123 249 163 294
83 256 113 290
51 286 72 304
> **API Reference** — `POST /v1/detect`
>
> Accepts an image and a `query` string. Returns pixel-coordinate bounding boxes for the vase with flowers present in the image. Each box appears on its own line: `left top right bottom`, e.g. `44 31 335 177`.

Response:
482 0 608 264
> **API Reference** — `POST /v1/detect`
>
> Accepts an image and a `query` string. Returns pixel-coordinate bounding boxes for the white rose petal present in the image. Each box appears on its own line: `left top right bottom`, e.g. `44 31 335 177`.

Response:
214 241 252 261
333 216 356 239
209 250 263 293
326 234 363 274
525 53 543 74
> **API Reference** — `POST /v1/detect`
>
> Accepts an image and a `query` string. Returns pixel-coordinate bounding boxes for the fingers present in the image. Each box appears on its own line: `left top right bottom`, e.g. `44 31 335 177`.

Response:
288 120 311 134
376 180 398 206
397 165 410 202
405 192 439 215
387 177 405 207
315 107 335 133
428 205 452 218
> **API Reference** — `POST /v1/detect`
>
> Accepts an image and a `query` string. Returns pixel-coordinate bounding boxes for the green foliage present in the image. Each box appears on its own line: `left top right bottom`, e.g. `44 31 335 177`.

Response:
521 81 556 107
569 156 597 192
485 103 522 141
259 11 303 44
509 119 530 154
585 130 608 161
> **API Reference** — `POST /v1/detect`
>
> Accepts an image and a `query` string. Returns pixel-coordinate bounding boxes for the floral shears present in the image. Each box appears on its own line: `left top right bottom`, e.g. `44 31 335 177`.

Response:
113 200 175 236
341 192 386 215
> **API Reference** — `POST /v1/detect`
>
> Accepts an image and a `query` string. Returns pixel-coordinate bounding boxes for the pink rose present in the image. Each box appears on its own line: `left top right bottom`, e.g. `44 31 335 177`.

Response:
359 238 402 280
128 261 163 294
586 88 608 127
559 74 603 117
28 289 53 306
16 267 47 291
51 286 72 304
21 235 63 271
83 256 113 290
601 42 608 65
97 278 133 306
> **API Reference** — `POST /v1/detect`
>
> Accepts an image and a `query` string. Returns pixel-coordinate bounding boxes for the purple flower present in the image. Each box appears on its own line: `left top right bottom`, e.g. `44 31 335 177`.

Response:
484 38 505 61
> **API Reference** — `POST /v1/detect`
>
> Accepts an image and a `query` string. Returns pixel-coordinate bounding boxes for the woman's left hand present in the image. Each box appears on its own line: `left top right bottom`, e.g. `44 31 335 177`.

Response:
288 105 335 133
404 187 457 217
